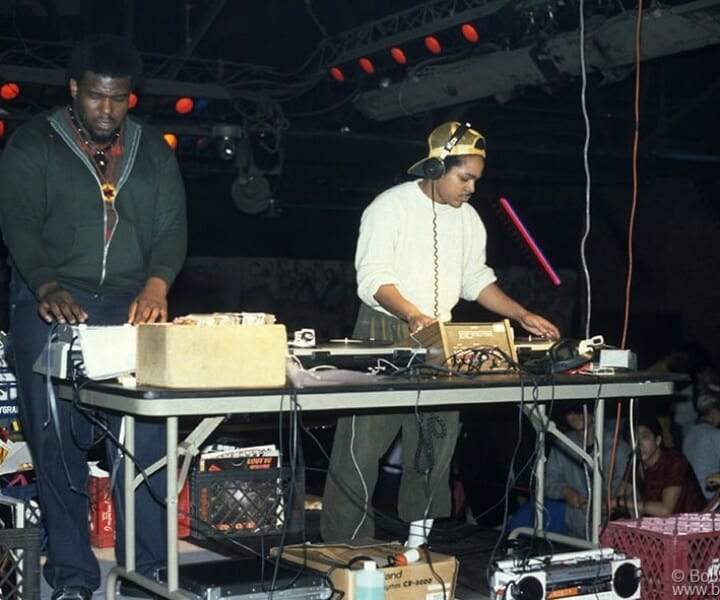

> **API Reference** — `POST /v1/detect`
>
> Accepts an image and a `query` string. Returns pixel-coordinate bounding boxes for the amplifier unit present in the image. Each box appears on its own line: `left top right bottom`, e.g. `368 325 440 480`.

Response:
490 548 641 600
400 320 518 373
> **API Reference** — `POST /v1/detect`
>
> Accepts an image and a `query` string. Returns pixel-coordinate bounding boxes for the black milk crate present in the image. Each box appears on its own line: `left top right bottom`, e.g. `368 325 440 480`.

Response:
190 466 304 539
0 527 41 600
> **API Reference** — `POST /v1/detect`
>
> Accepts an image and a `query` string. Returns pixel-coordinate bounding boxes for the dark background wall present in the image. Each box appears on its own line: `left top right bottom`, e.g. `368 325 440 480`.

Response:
0 160 716 373
1 0 719 372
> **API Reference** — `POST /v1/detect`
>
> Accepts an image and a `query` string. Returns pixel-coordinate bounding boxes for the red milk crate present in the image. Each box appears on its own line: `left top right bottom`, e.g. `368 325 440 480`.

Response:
88 471 115 548
178 475 190 539
601 513 720 600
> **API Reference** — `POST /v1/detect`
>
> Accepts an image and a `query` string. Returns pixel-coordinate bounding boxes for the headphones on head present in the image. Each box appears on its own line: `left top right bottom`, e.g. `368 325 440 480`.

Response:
423 122 471 180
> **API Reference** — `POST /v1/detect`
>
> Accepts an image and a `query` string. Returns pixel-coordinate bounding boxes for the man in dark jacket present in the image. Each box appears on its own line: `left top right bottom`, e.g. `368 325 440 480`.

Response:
0 34 187 600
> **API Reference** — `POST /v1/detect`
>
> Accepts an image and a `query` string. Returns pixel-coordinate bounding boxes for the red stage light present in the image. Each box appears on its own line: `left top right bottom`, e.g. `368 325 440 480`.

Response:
358 57 375 74
390 47 407 65
461 24 480 43
128 92 139 109
424 35 442 54
163 133 178 150
175 97 194 115
329 66 345 83
0 120 5 137
1 82 20 100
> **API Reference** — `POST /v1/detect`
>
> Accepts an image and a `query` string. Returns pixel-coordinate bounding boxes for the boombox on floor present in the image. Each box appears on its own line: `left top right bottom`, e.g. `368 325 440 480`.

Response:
490 547 641 600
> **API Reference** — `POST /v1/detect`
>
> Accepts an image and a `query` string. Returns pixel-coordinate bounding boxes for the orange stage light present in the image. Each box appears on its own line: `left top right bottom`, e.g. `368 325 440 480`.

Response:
390 47 407 65
175 97 194 115
163 133 178 149
1 82 20 100
329 66 345 83
358 57 376 74
461 24 480 43
424 35 442 54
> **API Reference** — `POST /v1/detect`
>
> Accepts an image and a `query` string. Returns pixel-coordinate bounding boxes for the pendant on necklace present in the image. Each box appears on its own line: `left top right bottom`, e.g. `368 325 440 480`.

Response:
102 183 117 203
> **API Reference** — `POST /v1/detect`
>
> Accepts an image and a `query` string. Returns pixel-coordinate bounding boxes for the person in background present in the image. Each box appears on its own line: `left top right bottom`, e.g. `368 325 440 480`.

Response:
705 472 720 496
0 35 187 600
649 341 720 445
320 121 560 546
612 414 705 517
682 392 720 501
544 402 631 539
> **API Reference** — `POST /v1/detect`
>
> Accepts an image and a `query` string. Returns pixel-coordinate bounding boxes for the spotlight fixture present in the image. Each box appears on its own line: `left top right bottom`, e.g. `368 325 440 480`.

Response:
358 57 375 74
231 167 273 215
175 97 194 115
461 23 480 43
329 66 345 82
218 136 236 160
1 82 20 100
390 47 407 65
211 125 244 161
163 133 178 150
424 35 442 54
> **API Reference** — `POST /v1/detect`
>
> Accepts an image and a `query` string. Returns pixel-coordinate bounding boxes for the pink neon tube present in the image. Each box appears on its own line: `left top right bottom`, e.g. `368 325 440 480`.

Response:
498 196 561 286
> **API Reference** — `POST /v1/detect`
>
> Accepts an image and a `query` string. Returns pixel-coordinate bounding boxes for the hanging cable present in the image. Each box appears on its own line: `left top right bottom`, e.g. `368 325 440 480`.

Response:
578 0 593 339
620 0 644 351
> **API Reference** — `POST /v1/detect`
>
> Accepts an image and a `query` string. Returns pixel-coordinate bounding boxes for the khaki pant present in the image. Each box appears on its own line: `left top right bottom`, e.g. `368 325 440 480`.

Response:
320 304 459 541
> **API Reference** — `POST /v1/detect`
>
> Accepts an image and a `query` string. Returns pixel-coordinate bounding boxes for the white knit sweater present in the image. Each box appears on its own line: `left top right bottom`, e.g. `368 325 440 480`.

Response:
355 180 497 322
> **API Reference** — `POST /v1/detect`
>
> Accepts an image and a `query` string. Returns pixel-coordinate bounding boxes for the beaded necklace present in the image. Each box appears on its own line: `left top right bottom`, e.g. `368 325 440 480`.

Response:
66 105 125 243
67 105 122 203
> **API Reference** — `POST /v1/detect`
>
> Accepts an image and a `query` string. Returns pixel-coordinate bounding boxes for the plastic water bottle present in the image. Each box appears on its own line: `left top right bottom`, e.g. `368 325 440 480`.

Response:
355 560 385 600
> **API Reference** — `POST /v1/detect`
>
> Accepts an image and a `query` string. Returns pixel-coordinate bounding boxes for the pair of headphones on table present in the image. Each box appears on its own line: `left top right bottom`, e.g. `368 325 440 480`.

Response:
524 339 594 375
423 122 471 180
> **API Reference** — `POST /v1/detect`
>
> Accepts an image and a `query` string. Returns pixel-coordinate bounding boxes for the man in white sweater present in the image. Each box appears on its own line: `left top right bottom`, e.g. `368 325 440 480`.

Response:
320 121 561 545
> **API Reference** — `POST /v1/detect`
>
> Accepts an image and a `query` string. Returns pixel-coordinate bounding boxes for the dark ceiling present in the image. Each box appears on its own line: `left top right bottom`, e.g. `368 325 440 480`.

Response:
2 0 720 260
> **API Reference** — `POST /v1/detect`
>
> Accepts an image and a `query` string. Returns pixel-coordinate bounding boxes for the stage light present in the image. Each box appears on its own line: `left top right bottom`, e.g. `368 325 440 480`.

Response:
329 66 345 83
461 23 480 43
1 82 20 100
0 120 5 138
358 57 376 74
390 47 408 65
175 97 194 115
218 136 237 160
424 35 442 54
163 133 178 150
212 124 244 161
231 169 272 215
128 92 139 109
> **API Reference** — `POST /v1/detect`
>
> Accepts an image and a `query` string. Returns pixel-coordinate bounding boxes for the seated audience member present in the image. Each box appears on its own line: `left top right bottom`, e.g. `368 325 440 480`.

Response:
706 472 720 495
649 341 719 443
544 402 631 539
612 414 705 517
682 392 720 501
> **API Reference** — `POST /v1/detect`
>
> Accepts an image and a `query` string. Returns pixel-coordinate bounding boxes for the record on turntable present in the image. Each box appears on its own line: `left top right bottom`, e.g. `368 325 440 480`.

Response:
290 338 424 371
327 337 394 347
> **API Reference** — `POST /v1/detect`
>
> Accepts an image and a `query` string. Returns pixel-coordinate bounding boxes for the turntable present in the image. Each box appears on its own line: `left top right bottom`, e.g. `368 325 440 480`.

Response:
289 338 426 372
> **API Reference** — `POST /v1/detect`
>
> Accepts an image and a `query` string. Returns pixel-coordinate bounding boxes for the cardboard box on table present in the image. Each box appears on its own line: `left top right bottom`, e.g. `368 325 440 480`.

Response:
271 539 458 600
136 322 287 388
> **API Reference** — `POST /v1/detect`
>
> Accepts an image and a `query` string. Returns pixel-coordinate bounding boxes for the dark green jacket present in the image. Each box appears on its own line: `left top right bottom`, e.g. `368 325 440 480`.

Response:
0 107 187 295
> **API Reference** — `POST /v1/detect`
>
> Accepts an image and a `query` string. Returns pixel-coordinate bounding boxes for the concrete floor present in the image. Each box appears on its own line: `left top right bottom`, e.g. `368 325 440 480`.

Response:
39 539 225 600
33 515 514 600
